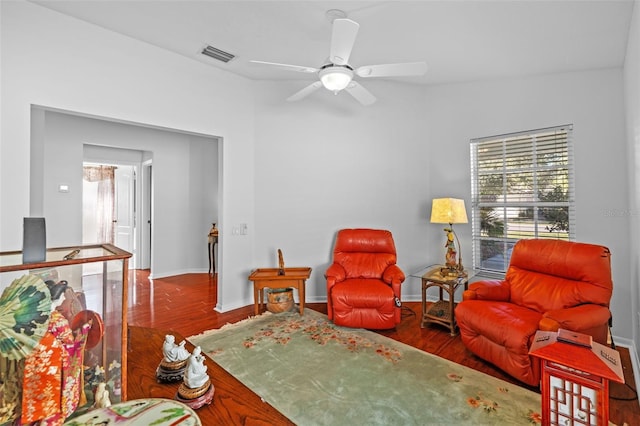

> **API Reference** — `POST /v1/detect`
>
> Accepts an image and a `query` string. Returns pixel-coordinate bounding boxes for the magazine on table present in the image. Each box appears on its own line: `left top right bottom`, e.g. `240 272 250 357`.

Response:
557 328 593 348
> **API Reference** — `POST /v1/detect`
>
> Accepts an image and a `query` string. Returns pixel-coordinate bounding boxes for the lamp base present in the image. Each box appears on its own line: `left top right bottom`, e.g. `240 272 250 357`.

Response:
439 267 456 277
441 224 466 277
440 265 467 278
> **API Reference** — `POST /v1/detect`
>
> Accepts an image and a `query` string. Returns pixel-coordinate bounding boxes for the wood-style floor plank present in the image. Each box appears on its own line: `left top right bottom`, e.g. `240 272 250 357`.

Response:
127 270 640 425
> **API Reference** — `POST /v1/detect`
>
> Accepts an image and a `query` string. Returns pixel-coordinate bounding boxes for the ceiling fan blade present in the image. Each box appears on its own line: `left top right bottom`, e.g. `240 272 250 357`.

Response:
287 81 323 102
356 62 428 78
345 81 376 106
250 60 318 74
330 19 359 65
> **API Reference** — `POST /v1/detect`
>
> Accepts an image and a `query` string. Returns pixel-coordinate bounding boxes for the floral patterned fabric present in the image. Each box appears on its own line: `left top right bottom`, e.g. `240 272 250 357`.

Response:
21 333 63 422
21 310 90 425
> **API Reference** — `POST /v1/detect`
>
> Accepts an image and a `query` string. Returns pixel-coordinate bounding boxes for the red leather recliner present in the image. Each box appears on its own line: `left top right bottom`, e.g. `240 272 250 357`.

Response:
325 229 405 329
455 239 613 386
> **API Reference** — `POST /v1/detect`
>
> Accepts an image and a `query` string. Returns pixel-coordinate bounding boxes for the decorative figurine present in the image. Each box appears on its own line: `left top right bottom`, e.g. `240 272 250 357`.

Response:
444 227 458 271
156 335 189 383
21 280 91 425
184 347 209 389
208 223 218 240
93 382 111 408
176 346 214 409
163 335 191 362
208 223 219 275
278 248 285 275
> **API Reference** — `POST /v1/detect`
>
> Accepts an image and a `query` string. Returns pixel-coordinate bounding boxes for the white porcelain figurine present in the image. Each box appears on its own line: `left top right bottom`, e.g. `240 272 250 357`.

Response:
93 382 111 408
184 346 209 389
162 335 191 362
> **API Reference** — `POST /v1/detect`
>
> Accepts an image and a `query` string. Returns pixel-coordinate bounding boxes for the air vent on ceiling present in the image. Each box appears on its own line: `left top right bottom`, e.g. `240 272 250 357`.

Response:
201 45 235 63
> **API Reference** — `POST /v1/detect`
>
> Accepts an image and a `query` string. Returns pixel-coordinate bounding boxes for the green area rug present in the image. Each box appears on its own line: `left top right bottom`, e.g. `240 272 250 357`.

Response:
188 309 541 425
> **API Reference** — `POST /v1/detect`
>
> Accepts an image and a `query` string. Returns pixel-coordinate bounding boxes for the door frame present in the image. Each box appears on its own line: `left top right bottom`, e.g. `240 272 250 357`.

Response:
82 158 141 269
140 160 153 271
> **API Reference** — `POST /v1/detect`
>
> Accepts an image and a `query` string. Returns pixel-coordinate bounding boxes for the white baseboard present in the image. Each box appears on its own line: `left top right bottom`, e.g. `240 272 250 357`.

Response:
214 300 248 313
149 268 194 279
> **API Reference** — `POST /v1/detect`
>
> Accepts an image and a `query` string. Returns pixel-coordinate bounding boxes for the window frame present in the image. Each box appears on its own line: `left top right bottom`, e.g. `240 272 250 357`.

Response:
470 124 575 276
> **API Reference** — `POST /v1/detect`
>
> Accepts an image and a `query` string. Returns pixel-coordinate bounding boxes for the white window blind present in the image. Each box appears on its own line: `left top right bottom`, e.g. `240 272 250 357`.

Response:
470 125 575 274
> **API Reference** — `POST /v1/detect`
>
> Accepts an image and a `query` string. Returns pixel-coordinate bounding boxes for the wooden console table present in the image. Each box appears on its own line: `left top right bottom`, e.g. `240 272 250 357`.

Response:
248 267 312 315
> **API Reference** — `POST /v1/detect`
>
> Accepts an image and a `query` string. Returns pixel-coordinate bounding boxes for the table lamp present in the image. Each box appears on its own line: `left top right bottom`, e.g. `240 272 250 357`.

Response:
430 198 468 273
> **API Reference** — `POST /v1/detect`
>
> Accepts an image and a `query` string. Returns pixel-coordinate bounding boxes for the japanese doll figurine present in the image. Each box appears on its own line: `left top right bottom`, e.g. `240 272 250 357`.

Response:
21 281 91 425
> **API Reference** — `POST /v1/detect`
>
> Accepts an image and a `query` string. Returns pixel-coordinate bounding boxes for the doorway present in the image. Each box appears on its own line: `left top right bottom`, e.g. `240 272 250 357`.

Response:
31 107 219 280
82 162 139 268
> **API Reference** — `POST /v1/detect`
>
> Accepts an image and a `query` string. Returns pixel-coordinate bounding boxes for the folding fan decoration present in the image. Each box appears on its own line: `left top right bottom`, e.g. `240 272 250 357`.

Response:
0 274 51 360
71 309 104 349
250 12 427 105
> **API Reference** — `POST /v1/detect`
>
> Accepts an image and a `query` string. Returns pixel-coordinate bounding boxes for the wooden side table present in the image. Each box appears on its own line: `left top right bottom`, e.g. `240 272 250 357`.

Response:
248 267 312 316
419 266 469 336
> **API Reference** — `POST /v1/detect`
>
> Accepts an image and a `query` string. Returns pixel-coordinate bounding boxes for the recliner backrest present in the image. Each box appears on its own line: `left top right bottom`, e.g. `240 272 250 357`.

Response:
333 229 397 280
506 239 613 312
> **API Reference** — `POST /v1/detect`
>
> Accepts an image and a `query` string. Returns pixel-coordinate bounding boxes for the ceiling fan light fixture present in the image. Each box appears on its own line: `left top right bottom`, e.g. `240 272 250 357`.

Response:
319 66 353 92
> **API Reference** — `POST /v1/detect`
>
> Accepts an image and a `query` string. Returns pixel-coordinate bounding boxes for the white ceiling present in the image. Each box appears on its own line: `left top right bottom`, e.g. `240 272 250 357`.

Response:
31 0 635 86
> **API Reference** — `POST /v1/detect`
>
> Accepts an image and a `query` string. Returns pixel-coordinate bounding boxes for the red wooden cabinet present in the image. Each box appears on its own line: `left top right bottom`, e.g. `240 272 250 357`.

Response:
529 330 624 425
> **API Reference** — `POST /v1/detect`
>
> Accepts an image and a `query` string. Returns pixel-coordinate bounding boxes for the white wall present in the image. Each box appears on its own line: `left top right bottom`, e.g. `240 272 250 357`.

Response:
0 0 255 311
624 0 640 353
253 68 632 341
253 81 431 302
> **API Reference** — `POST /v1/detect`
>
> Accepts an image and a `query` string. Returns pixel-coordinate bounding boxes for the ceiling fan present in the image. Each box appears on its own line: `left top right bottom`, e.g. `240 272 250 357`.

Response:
250 11 427 106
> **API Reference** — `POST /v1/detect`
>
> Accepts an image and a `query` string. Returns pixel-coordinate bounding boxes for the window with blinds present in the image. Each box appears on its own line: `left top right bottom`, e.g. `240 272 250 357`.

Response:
470 125 575 274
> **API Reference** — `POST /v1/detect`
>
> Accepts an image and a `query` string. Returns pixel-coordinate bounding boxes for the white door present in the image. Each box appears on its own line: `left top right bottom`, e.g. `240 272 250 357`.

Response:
114 166 136 266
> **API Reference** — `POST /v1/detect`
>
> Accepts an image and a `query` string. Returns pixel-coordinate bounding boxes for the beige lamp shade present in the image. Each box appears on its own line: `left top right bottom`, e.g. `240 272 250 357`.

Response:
430 198 468 224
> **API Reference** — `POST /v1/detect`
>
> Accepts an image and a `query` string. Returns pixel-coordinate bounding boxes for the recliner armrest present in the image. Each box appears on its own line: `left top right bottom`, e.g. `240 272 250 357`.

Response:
382 264 404 300
325 263 346 286
382 264 405 285
463 279 510 301
541 304 611 332
325 263 347 321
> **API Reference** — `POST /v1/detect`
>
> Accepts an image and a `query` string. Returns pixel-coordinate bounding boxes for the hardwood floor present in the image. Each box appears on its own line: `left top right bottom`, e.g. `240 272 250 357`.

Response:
126 270 640 425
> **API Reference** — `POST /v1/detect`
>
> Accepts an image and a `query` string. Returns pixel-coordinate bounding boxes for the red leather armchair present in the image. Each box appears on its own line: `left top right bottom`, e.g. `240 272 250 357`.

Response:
325 229 405 329
455 239 613 386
